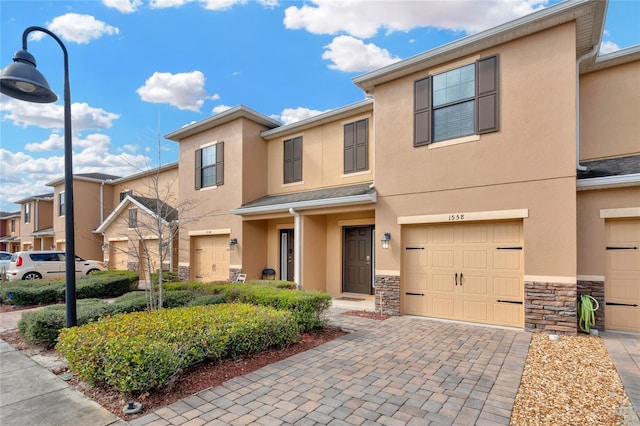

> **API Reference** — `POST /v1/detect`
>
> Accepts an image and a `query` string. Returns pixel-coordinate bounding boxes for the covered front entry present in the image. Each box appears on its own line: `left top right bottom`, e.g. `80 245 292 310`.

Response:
605 219 640 333
403 221 524 328
343 226 373 294
191 235 230 282
280 229 294 281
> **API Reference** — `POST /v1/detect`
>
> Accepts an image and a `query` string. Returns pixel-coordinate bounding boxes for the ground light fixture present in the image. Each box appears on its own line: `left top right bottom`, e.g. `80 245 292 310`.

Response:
0 26 77 327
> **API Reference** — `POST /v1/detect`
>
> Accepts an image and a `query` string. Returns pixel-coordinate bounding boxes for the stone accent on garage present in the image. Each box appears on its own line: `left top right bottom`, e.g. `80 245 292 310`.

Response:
374 274 400 316
178 264 190 282
577 280 605 331
229 267 242 282
525 281 577 334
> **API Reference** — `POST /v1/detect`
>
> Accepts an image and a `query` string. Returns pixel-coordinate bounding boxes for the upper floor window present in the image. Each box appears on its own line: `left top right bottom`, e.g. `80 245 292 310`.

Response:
59 192 65 216
195 142 224 189
120 190 132 202
414 55 499 146
344 118 368 174
10 219 15 233
24 203 31 223
128 209 138 228
284 136 302 184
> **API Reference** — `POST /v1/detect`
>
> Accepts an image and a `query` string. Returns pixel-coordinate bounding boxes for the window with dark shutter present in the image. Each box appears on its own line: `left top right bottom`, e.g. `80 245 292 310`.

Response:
195 142 224 189
344 118 369 173
413 54 499 146
284 137 302 184
129 209 137 228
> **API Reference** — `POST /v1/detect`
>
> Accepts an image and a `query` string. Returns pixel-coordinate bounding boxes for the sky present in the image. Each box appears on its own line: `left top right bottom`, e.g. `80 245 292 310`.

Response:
1 0 639 212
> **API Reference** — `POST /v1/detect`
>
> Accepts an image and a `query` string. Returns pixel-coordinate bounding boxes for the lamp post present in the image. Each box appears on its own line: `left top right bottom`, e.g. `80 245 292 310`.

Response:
1 27 77 327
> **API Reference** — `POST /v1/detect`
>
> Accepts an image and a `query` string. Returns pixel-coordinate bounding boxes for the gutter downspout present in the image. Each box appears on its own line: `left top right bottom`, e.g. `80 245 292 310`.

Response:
100 181 105 223
576 45 599 172
288 208 301 290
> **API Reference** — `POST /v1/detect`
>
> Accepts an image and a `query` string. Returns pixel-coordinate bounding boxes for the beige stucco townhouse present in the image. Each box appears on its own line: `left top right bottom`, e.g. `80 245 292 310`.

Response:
0 210 21 252
14 193 53 252
96 163 179 280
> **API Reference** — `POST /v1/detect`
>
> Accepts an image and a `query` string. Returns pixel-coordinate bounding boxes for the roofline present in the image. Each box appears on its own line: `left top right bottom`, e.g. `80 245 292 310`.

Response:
353 0 606 92
46 174 121 187
95 194 174 233
111 162 179 185
165 105 281 141
230 191 377 216
13 194 54 204
260 98 374 140
581 45 640 74
577 173 640 190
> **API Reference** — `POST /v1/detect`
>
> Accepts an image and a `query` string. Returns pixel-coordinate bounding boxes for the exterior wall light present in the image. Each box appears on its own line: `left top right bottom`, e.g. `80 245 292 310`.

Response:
381 232 391 250
1 27 77 327
228 238 238 251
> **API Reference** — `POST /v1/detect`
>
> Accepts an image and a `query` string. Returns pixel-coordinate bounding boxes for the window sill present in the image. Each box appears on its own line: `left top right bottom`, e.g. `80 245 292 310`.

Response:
198 185 219 192
282 181 304 188
428 134 480 149
341 170 371 178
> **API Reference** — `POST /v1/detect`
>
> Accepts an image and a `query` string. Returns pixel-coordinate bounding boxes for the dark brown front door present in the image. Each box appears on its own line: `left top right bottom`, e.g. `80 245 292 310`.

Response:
343 226 373 294
280 229 294 281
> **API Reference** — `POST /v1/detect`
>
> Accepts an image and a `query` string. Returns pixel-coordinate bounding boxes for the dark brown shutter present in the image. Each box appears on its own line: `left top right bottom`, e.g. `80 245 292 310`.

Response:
476 55 499 134
293 137 302 182
414 76 431 146
355 119 368 171
215 141 224 186
195 148 202 190
284 138 293 183
344 122 355 173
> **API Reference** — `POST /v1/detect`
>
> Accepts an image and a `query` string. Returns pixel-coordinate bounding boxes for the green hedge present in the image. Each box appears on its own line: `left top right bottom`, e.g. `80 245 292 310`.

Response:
0 271 139 306
56 304 300 393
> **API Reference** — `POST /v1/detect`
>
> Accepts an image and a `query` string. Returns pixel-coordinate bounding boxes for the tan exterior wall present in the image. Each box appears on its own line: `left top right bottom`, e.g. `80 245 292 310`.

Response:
111 166 179 210
266 112 374 196
579 61 640 161
373 23 578 279
577 186 640 276
19 199 53 250
52 180 113 261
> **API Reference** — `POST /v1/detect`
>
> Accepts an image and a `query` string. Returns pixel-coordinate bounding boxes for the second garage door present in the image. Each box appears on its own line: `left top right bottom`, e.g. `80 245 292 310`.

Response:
403 221 524 328
191 235 230 282
109 240 129 271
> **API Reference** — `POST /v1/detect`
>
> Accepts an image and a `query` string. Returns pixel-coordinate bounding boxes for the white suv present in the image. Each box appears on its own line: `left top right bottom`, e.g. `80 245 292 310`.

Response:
5 251 105 281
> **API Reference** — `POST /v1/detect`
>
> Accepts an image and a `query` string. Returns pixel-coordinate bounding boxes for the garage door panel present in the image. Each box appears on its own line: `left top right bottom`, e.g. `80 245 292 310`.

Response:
606 219 640 333
403 221 523 327
405 294 427 315
192 235 230 282
110 241 128 271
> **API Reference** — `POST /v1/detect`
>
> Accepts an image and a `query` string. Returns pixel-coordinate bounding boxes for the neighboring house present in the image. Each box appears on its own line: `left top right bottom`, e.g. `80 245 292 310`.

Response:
47 173 120 261
96 194 178 280
95 163 179 278
0 211 21 252
14 193 54 251
163 0 638 334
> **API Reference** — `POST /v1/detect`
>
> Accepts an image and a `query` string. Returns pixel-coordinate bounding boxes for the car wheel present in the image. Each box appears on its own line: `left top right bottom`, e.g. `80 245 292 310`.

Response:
23 271 42 280
87 269 99 275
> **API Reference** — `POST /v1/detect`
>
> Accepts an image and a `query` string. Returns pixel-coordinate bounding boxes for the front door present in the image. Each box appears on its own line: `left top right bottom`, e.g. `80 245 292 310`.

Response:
343 226 373 294
280 229 294 281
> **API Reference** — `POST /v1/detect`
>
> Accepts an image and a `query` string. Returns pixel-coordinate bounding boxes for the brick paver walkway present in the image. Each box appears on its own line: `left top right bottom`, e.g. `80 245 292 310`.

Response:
130 308 531 426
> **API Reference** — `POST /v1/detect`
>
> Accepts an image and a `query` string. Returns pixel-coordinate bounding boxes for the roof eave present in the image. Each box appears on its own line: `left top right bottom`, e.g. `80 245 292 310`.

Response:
353 0 605 92
577 173 640 190
231 192 377 216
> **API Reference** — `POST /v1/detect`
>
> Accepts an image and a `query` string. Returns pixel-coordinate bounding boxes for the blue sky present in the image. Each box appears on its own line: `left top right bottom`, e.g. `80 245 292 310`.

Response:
1 0 639 212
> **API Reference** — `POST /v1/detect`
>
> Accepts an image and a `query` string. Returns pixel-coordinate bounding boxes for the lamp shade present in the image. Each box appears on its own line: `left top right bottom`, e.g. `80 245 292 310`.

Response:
0 50 57 103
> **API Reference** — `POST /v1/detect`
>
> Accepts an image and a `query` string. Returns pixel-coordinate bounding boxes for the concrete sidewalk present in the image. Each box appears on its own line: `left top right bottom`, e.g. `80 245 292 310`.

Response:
0 339 128 426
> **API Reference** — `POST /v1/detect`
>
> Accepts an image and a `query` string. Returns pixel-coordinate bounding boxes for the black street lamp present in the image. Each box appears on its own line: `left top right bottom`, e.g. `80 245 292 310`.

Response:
1 27 77 327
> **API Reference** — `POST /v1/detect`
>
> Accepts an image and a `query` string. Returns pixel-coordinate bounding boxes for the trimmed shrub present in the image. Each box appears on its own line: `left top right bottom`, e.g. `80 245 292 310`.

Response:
0 271 139 306
56 303 300 394
187 293 227 307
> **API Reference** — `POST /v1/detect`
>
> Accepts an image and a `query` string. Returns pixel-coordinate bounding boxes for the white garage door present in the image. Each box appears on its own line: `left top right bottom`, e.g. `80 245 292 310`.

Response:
191 235 230 282
605 219 640 333
403 221 524 328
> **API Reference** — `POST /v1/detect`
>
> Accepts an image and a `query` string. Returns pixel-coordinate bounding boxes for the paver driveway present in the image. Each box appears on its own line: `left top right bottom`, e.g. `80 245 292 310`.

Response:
131 308 531 425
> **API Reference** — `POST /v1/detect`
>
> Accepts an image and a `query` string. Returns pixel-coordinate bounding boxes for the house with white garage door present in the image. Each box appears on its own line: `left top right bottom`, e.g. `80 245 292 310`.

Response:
160 0 637 334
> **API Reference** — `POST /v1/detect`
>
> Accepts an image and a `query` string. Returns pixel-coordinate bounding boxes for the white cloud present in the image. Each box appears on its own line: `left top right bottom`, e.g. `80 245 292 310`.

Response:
323 35 400 72
25 133 64 152
121 144 139 153
30 13 119 44
279 107 328 125
102 0 143 13
137 71 219 112
600 40 620 54
212 105 233 114
0 97 120 131
149 0 244 10
284 0 548 38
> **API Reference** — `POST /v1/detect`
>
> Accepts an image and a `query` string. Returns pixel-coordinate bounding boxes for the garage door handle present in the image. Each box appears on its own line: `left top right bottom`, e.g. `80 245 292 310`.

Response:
606 246 638 250
606 302 639 307
406 292 424 296
497 299 523 305
496 247 523 250
455 273 458 286
460 273 463 286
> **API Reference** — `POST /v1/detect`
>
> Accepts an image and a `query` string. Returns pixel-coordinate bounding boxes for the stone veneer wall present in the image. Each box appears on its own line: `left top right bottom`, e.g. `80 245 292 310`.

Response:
525 281 577 334
577 280 605 331
178 265 190 282
229 267 242 282
374 275 400 316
